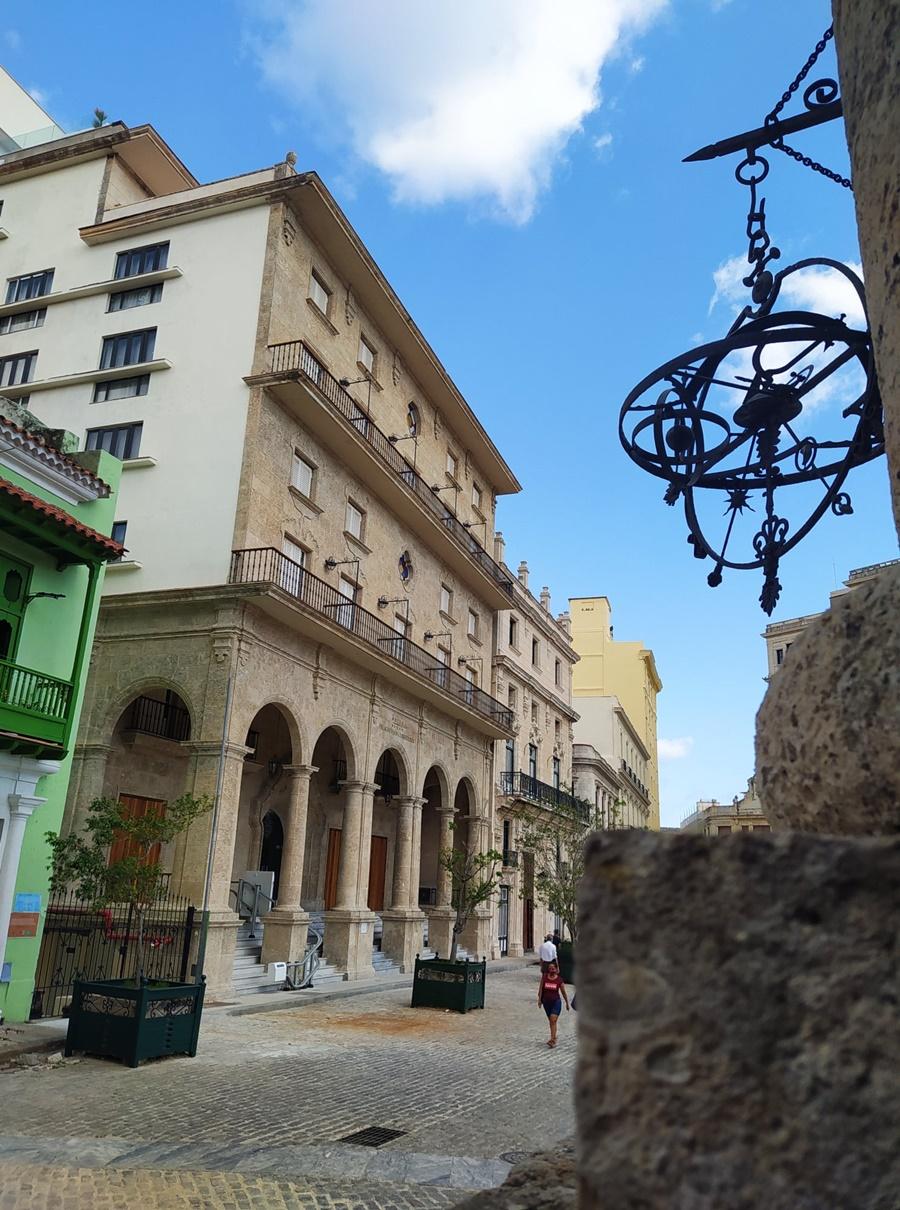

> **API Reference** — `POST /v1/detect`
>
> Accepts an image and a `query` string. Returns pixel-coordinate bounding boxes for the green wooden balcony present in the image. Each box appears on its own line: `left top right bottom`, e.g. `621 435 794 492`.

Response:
0 657 74 756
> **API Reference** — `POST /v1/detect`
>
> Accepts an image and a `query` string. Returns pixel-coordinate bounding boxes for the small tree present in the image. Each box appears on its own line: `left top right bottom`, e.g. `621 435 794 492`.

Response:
92 108 108 128
440 843 503 961
515 790 596 941
47 794 212 983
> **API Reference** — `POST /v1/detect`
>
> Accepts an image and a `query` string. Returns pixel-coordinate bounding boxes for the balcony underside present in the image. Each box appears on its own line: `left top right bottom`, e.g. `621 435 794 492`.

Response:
256 372 514 612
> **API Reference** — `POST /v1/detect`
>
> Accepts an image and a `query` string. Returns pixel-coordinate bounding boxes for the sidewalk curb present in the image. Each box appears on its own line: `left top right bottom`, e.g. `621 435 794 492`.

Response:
221 958 539 1017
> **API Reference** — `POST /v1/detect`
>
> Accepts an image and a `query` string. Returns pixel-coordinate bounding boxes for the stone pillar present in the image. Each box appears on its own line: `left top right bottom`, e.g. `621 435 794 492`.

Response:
381 797 427 971
61 743 111 835
461 814 491 958
324 780 377 979
261 764 317 968
0 757 59 967
427 805 456 958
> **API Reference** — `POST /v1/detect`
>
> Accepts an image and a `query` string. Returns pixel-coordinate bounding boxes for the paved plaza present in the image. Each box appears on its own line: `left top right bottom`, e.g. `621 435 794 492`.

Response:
0 966 575 1208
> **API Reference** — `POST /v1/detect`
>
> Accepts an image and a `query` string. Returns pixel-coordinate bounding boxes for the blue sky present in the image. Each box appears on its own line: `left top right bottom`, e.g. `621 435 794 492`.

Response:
5 1 895 825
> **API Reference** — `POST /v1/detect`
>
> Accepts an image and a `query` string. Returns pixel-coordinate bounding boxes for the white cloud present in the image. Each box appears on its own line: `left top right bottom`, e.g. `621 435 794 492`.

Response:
708 253 866 327
629 55 645 72
246 0 668 222
3 29 22 50
593 132 614 159
708 253 748 315
27 85 49 108
658 737 694 760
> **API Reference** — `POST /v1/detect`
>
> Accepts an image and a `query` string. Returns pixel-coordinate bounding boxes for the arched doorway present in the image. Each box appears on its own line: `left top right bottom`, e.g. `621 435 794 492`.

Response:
306 727 354 911
232 704 294 905
370 749 406 914
259 810 284 900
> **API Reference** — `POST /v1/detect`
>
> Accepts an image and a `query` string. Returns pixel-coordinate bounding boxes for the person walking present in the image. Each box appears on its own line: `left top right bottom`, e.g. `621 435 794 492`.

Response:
538 959 570 1048
539 932 557 973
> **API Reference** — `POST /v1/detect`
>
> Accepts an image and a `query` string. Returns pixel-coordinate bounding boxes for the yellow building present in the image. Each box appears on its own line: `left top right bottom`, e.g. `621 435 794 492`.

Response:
569 597 662 830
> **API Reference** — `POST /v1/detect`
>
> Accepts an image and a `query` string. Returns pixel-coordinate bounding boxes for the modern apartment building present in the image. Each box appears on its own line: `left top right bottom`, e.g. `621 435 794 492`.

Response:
0 69 521 995
763 558 900 678
490 547 579 956
569 595 661 829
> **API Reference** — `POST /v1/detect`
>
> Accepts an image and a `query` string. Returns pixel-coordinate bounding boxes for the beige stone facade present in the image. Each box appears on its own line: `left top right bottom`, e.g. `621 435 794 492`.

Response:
1 105 522 997
489 550 579 955
680 777 770 835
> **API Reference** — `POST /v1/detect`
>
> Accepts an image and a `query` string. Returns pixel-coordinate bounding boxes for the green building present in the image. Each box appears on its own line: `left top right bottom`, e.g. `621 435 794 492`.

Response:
0 411 122 1023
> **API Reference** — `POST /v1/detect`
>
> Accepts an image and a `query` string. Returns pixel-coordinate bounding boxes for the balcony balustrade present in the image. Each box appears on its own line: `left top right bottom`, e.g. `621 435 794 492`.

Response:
621 759 649 799
499 770 589 820
264 341 513 599
229 547 513 732
0 657 73 754
124 695 191 742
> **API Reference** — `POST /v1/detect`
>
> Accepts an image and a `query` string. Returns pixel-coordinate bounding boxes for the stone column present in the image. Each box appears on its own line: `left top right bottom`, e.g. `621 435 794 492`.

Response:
61 743 111 835
324 780 378 979
261 765 317 967
0 756 59 967
381 797 427 972
427 805 457 959
461 813 491 958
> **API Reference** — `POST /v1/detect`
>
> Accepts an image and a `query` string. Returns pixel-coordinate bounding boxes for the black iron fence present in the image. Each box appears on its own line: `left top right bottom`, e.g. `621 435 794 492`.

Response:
499 771 590 820
125 695 191 742
31 889 199 1020
230 547 514 731
265 340 513 598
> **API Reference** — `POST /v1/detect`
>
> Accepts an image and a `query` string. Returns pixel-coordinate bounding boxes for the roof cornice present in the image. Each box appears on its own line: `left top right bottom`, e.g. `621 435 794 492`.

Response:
0 417 110 504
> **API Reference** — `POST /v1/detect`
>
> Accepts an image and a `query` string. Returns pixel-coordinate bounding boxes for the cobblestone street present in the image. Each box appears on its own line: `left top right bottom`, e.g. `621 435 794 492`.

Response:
0 966 575 1208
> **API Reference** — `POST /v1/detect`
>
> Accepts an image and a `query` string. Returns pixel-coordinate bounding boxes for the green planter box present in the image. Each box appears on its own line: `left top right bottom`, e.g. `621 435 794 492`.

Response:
557 940 575 984
65 977 205 1067
410 956 486 1013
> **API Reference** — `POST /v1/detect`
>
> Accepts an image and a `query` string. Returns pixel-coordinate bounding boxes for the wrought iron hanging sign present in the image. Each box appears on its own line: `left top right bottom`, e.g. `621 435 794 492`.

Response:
619 26 884 613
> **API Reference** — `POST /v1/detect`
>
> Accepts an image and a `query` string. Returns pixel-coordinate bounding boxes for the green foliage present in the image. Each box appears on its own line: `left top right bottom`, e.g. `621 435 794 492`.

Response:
47 794 212 980
515 790 596 941
439 844 503 962
92 108 108 128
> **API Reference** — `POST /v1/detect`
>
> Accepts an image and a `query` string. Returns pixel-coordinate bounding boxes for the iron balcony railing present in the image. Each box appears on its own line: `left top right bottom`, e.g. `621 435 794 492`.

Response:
125 695 192 742
621 759 649 799
0 657 72 747
265 341 513 598
229 547 514 731
499 771 589 820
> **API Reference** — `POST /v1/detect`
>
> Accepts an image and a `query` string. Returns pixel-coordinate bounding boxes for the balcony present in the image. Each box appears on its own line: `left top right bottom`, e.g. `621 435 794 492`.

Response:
123 695 191 742
229 547 513 736
499 771 589 820
0 657 73 757
621 759 650 800
253 342 514 609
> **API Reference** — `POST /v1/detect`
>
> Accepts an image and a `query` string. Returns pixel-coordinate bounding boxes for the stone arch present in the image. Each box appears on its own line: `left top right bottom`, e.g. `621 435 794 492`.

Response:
421 761 450 803
454 774 479 818
232 703 301 894
371 745 411 800
310 721 359 782
233 698 304 766
100 676 197 744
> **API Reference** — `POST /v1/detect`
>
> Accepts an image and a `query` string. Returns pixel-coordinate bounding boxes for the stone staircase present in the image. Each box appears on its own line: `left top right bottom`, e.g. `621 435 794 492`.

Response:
232 922 279 996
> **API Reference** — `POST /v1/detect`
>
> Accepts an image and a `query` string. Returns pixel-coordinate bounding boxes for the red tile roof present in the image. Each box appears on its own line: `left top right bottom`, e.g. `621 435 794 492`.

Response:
0 477 125 560
0 412 112 494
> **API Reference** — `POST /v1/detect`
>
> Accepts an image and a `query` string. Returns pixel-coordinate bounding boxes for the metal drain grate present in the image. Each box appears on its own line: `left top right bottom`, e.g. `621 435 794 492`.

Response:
338 1126 407 1148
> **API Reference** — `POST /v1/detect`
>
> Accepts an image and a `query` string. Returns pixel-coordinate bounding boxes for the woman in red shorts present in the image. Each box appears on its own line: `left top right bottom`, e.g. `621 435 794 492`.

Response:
537 959 570 1048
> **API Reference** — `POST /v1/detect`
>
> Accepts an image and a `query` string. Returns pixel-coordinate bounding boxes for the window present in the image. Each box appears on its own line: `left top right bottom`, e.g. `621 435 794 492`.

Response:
464 664 478 701
407 401 420 436
108 283 163 312
100 328 156 369
440 584 453 616
280 535 306 595
358 335 376 374
398 550 413 582
507 685 517 710
467 608 479 639
93 375 150 403
446 450 459 482
345 500 365 541
555 720 561 743
504 741 515 776
114 242 168 279
85 422 143 460
717 825 732 835
6 269 54 303
502 818 512 849
0 350 37 387
337 575 357 628
0 553 31 661
531 702 538 725
508 616 519 647
436 645 450 688
309 270 331 315
472 482 482 512
531 637 540 667
110 520 127 560
554 659 562 686
775 647 784 665
290 451 315 498
528 744 537 780
552 757 561 790
0 308 45 334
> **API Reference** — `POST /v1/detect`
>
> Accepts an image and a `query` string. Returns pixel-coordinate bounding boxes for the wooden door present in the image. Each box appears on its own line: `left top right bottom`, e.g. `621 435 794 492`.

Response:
523 898 535 952
367 835 388 911
324 828 342 909
109 795 165 867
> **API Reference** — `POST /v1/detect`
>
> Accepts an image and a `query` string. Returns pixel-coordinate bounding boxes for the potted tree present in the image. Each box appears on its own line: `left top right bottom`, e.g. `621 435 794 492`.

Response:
411 844 502 1013
47 793 212 1067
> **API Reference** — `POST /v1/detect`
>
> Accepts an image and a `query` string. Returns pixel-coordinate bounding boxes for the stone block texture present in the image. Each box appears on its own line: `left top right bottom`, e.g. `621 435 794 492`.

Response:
456 1143 577 1210
576 830 900 1210
756 563 900 835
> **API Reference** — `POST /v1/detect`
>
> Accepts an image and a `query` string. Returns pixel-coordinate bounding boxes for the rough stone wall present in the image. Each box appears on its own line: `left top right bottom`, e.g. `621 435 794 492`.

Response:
833 0 900 532
575 830 900 1210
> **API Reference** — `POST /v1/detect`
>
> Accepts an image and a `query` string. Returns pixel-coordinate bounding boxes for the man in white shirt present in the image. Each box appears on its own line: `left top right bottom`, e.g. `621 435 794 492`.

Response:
539 933 557 972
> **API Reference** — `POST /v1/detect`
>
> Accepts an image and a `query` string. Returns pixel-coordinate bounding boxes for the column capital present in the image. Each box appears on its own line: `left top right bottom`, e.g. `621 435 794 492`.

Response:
7 793 46 819
76 743 114 760
186 741 252 760
397 795 427 811
339 780 379 795
284 763 318 779
436 804 456 818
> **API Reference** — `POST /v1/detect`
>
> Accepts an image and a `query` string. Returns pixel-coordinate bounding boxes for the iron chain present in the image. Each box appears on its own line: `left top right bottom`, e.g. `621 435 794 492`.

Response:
766 25 835 124
772 140 852 189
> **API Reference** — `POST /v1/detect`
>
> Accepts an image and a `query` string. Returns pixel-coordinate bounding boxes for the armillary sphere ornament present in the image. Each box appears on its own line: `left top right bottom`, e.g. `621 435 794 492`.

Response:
619 25 884 613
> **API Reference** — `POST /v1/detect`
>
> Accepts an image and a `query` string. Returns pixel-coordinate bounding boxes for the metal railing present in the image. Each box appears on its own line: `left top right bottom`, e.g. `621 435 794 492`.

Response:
621 759 649 800
230 878 275 939
0 657 72 723
125 695 191 742
265 341 513 597
229 547 514 730
846 557 899 581
499 771 589 819
284 922 323 991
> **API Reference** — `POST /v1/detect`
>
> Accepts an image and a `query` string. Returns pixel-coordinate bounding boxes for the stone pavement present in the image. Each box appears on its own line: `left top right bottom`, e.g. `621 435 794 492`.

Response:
0 965 575 1208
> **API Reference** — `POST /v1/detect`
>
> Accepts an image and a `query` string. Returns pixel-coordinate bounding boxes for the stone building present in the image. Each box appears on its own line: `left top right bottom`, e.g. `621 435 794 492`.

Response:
680 776 770 835
571 741 630 831
0 72 521 997
763 558 899 677
569 596 661 829
489 547 579 956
